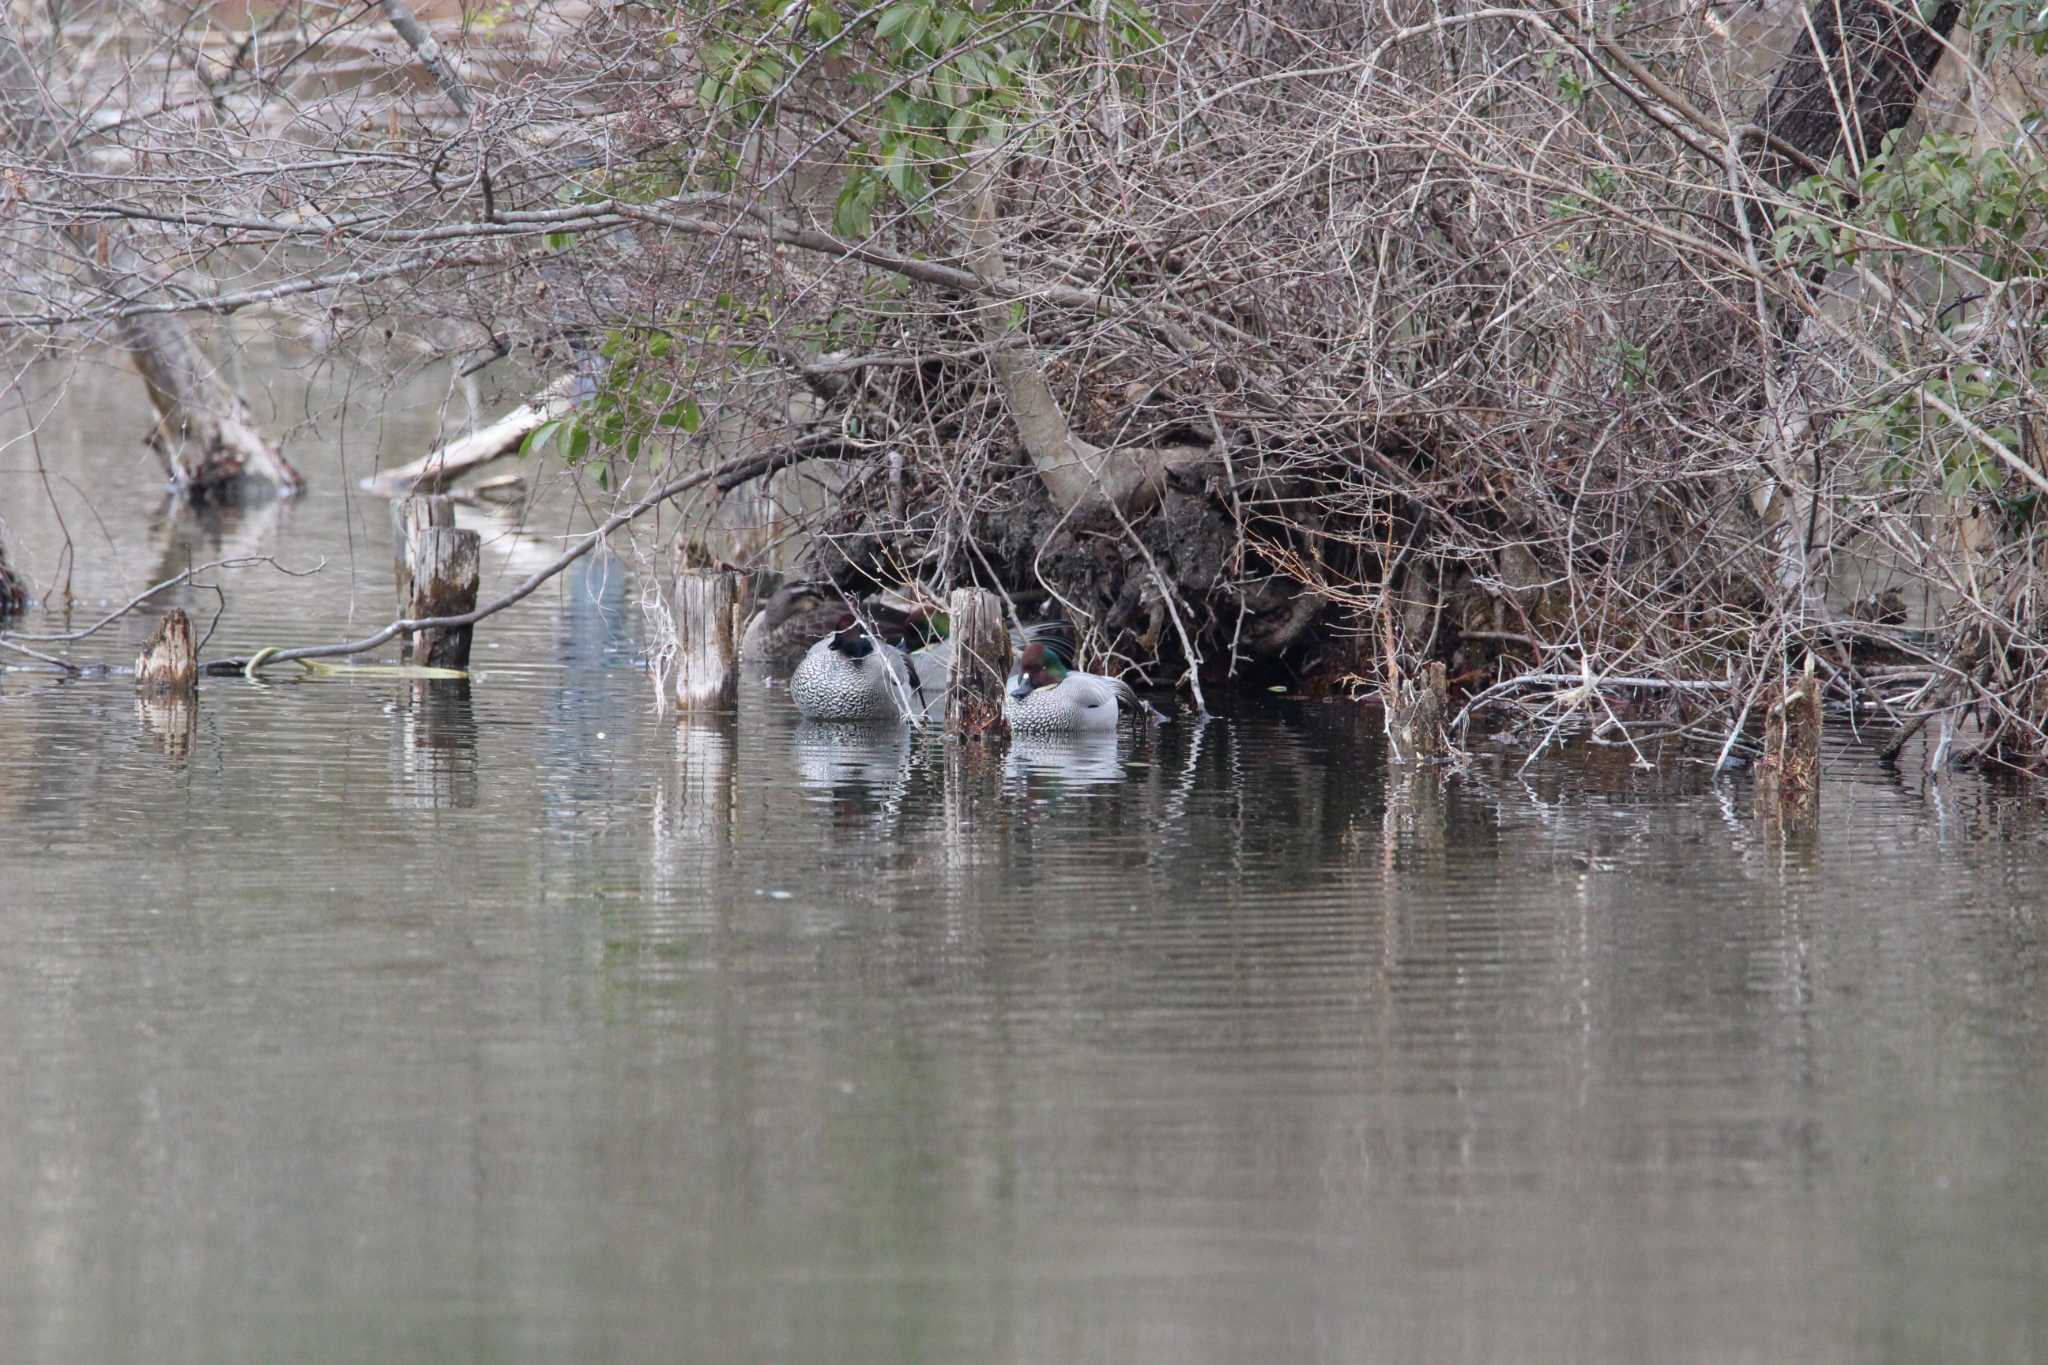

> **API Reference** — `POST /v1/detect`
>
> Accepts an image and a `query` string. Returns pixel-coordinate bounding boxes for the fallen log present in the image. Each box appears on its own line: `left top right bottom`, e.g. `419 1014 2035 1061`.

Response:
359 374 577 498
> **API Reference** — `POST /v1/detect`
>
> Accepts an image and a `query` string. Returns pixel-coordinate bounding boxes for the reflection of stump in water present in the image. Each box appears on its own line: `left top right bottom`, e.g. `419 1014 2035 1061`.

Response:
392 679 479 810
1380 767 1448 878
135 693 197 761
134 609 199 760
655 715 736 864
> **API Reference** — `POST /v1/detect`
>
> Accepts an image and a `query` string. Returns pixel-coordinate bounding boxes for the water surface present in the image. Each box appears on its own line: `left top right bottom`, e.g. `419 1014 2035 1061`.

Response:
2 359 2046 1363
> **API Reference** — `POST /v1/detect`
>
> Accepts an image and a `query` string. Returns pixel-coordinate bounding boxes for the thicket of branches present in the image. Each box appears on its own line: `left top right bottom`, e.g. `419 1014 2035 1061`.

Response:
7 0 2048 764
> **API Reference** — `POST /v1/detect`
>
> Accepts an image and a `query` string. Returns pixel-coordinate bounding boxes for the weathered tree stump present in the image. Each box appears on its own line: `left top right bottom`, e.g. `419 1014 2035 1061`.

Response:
946 587 1011 739
403 525 481 670
0 536 25 616
393 494 455 627
1755 665 1822 818
135 609 198 693
674 569 744 711
1384 660 1450 764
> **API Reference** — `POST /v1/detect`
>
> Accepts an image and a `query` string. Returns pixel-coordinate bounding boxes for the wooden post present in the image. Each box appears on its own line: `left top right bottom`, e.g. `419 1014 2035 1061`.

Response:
674 569 744 711
1755 662 1822 818
946 587 1010 739
393 494 455 636
1384 660 1450 764
135 608 198 693
404 525 481 670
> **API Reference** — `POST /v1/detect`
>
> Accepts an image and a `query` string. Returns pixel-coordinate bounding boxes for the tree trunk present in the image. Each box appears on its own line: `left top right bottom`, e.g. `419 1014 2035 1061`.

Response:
956 160 1200 517
1746 0 1964 196
0 29 299 500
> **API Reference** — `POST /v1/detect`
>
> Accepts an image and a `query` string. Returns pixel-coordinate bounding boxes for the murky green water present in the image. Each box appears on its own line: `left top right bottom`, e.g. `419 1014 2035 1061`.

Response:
3 356 2048 1362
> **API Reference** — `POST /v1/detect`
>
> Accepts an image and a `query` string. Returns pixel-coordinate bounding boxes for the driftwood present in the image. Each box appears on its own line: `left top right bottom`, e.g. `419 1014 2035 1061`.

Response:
0 32 298 500
945 587 1010 739
360 374 577 498
135 609 198 692
673 569 745 710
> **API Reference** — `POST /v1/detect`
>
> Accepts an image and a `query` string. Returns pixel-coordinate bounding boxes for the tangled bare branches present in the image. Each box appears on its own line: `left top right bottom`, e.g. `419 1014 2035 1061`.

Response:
6 0 2048 766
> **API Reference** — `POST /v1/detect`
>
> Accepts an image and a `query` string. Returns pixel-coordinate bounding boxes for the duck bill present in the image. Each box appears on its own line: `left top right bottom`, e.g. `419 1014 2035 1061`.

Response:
1008 679 1033 701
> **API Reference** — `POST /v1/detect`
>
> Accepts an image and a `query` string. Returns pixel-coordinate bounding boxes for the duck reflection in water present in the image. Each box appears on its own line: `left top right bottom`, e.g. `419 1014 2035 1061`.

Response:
792 720 912 798
1005 730 1127 790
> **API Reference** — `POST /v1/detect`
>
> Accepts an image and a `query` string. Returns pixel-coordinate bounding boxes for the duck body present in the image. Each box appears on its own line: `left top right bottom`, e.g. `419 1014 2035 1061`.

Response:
1004 638 1134 735
790 624 944 722
740 580 848 678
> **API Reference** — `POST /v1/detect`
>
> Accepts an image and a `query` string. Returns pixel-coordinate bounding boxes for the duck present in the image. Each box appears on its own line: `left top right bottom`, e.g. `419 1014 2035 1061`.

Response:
1005 637 1139 734
789 615 948 722
739 579 851 678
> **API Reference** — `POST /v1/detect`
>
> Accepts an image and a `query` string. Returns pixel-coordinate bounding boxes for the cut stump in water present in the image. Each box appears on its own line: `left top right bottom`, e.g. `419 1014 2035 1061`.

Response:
1384 660 1450 764
1755 665 1822 818
403 525 481 670
0 537 25 616
393 495 455 625
946 588 1010 740
674 569 744 711
136 609 198 693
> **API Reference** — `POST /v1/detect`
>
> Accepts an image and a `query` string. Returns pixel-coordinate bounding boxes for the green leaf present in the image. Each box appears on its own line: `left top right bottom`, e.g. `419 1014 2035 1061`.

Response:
882 140 913 196
834 172 875 238
875 2 916 39
519 419 562 457
657 396 703 432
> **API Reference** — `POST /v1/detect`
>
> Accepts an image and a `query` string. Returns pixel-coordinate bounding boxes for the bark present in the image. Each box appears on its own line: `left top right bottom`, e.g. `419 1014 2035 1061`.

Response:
957 162 1203 517
135 609 198 692
1754 666 1822 818
1384 660 1451 764
673 569 744 711
945 587 1009 739
0 535 25 615
392 495 455 617
1746 0 1965 196
0 29 298 499
403 527 481 668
